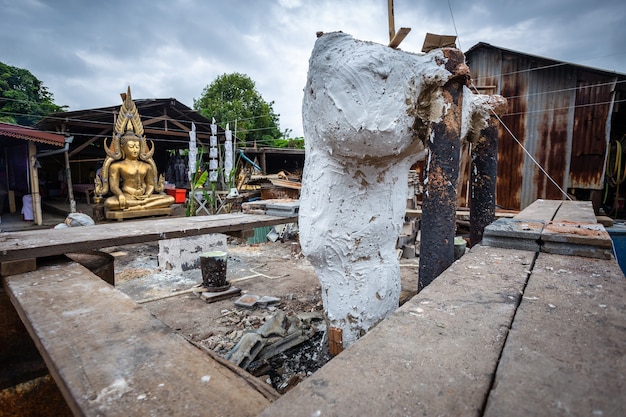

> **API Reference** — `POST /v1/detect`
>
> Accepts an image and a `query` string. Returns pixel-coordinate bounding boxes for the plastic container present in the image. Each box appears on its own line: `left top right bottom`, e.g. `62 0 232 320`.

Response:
605 222 626 276
166 188 187 203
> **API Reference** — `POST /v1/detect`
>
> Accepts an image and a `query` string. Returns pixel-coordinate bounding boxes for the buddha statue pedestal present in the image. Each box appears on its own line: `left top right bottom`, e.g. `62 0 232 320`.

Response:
105 207 173 221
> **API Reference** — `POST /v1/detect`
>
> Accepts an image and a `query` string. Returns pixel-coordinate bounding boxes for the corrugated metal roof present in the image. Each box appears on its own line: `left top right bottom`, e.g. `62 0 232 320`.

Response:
0 122 66 146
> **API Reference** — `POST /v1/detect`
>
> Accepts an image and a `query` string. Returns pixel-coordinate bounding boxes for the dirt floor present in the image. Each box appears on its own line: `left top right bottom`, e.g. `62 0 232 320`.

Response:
104 235 420 393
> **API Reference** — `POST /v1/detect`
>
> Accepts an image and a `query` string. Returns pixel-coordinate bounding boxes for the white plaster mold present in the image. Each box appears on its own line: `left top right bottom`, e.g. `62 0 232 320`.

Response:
461 86 508 144
299 32 463 346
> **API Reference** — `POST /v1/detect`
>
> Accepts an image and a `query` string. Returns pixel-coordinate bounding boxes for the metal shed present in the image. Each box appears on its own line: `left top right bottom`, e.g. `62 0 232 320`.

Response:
462 43 626 212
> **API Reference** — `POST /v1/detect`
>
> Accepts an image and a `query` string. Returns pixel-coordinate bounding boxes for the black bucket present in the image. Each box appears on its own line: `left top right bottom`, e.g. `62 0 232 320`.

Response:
200 251 230 291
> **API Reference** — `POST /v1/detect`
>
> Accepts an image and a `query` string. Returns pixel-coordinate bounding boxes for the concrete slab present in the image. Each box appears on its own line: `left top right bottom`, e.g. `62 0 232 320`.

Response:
258 245 534 417
234 294 260 309
541 221 613 259
265 200 299 215
200 286 241 303
482 218 544 252
483 252 626 417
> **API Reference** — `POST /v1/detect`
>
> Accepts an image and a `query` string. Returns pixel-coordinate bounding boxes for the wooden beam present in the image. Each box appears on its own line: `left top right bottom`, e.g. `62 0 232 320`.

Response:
0 213 298 263
3 261 274 416
143 116 192 133
389 27 411 48
28 141 42 225
68 127 111 158
1 258 36 276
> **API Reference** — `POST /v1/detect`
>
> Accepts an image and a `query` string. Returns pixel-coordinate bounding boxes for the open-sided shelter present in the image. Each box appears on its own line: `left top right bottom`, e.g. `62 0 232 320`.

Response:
35 98 222 197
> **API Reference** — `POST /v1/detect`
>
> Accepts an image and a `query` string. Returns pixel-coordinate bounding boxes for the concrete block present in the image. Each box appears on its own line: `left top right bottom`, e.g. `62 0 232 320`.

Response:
402 244 416 259
265 201 300 214
266 201 300 217
158 234 227 272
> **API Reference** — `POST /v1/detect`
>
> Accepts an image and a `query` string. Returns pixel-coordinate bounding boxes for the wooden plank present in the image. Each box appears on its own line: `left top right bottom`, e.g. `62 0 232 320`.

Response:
553 200 597 223
388 27 411 48
483 252 626 417
404 208 518 220
0 213 297 263
387 0 395 42
1 258 36 276
3 260 273 416
515 199 562 221
541 201 613 259
483 200 612 258
541 221 613 259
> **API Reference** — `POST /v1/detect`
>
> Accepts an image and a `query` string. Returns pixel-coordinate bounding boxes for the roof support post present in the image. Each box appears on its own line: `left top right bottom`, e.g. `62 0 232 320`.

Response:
65 149 76 213
27 141 42 225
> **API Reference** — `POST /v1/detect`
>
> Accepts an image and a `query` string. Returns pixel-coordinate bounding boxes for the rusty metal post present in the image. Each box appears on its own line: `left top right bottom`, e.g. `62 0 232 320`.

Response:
470 121 498 247
470 96 507 247
418 49 469 292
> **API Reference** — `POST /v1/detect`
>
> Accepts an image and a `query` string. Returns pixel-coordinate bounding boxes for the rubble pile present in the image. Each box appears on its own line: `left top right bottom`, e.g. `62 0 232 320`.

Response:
198 300 331 393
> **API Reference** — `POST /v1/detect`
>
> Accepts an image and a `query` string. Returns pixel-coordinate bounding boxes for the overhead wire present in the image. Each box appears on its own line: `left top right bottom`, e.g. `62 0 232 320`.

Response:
1 8 623 161
446 0 573 202
3 85 623 137
0 95 283 138
0 103 283 147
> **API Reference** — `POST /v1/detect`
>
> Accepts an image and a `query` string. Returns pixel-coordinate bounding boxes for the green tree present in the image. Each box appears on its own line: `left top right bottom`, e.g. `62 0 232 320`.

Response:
193 73 282 147
0 62 65 126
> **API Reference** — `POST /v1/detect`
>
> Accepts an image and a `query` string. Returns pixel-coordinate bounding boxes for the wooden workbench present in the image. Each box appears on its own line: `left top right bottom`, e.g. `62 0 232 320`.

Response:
0 213 297 264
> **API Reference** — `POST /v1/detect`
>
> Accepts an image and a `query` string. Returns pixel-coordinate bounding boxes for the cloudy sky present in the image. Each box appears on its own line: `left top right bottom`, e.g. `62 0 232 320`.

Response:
1 0 624 137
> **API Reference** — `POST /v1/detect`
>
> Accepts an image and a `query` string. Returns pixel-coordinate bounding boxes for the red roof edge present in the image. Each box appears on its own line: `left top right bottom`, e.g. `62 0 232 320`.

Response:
0 122 66 147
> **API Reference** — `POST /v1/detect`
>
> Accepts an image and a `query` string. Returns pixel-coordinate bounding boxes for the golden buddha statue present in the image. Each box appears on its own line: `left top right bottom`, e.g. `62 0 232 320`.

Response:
94 87 174 219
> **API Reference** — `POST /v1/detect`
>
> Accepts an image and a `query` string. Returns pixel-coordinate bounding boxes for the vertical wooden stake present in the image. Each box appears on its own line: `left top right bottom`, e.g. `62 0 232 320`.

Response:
388 0 396 42
329 327 343 356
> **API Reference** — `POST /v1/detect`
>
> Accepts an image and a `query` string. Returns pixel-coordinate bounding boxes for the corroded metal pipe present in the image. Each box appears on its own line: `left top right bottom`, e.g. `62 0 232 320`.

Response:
470 120 498 246
469 95 507 247
418 49 469 292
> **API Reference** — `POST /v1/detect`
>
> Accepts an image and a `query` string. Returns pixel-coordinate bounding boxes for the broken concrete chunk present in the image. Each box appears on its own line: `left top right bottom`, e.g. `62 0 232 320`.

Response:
257 331 309 361
226 332 265 369
257 310 288 338
234 294 260 309
256 295 281 308
234 294 282 309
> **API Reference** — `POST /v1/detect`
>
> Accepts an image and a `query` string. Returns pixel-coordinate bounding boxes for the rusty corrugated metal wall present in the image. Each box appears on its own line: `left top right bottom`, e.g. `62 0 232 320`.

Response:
570 73 615 188
463 43 622 211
